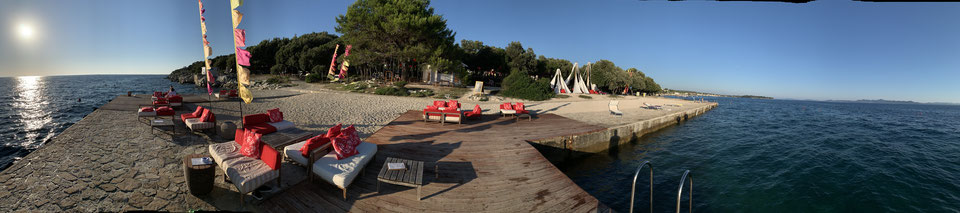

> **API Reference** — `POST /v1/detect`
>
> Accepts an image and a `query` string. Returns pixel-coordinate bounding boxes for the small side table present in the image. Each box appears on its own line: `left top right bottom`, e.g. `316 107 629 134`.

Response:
183 154 215 196
516 114 532 122
151 118 175 134
377 157 425 200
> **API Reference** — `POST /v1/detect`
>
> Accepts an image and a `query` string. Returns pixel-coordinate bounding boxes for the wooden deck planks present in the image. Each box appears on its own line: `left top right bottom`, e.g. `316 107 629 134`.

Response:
258 110 609 212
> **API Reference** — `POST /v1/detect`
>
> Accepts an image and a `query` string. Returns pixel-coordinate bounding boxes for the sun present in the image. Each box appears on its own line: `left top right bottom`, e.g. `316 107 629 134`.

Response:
18 23 34 40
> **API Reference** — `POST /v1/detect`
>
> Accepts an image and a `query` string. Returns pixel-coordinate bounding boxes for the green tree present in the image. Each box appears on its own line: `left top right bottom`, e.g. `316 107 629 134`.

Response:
336 0 459 79
505 41 536 72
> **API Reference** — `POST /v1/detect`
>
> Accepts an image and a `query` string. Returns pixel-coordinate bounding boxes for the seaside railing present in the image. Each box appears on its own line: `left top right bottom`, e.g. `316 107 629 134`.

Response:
675 170 693 213
629 161 654 213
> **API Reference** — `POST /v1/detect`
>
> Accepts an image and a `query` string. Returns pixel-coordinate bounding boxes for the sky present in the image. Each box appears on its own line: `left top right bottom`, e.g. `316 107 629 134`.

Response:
1 0 959 103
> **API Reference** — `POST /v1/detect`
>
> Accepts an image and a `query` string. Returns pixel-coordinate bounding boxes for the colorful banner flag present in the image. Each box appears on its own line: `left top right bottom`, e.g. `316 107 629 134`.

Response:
234 29 246 47
232 10 243 28
328 44 340 76
236 47 251 66
206 67 214 95
238 83 253 104
339 45 352 78
237 65 250 85
231 0 243 9
198 0 211 70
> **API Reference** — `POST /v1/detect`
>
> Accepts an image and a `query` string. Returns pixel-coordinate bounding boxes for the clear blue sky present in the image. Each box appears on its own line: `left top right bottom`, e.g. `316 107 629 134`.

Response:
1 0 959 102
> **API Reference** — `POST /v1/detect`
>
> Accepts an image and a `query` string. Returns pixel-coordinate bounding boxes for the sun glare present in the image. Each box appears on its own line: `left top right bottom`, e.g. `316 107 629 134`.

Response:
18 23 34 40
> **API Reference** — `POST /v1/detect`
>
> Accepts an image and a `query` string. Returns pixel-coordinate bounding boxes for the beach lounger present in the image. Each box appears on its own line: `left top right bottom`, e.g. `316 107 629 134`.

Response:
500 103 516 117
214 90 229 99
610 100 623 116
442 108 462 125
207 129 281 207
167 95 183 108
180 106 204 122
282 125 378 200
185 108 216 132
242 113 295 135
137 107 156 117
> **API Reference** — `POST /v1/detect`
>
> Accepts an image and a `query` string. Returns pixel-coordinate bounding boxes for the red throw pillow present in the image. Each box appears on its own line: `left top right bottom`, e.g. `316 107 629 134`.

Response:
503 103 513 110
153 100 168 105
300 135 331 158
473 104 481 113
341 125 362 145
199 109 211 122
140 107 154 112
267 108 283 123
240 129 262 159
192 106 204 117
326 123 342 138
331 134 360 160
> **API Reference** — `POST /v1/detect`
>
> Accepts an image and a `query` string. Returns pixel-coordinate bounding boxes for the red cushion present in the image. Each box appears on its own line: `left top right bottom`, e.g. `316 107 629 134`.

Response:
156 107 175 116
514 103 525 111
234 129 246 145
140 107 154 112
331 126 361 160
446 100 458 108
300 135 331 158
442 109 460 117
168 96 183 103
199 109 211 122
424 108 442 116
267 108 283 123
502 103 513 110
219 90 228 95
326 123 343 138
243 113 270 125
153 92 163 97
260 144 280 170
240 129 262 159
153 100 168 105
191 106 204 117
433 101 445 107
472 104 481 113
244 123 277 135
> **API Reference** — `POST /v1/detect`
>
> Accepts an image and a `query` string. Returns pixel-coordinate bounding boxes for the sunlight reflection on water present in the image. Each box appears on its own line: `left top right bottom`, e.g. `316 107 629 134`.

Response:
12 76 51 148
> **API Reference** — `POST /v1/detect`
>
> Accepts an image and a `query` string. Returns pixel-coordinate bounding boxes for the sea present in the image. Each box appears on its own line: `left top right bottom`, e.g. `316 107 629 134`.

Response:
0 75 203 171
560 96 960 212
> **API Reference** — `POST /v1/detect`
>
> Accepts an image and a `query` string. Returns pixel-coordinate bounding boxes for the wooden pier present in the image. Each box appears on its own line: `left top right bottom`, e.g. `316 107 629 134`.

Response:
259 110 610 212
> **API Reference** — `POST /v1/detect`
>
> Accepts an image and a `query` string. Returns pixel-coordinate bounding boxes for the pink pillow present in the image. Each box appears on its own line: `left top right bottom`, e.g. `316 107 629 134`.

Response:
300 135 331 157
240 129 261 159
326 123 342 138
268 108 283 123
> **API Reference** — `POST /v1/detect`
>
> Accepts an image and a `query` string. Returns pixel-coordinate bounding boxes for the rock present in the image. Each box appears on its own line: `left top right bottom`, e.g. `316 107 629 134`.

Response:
64 185 83 194
140 188 157 197
156 190 176 200
117 179 140 192
80 188 106 201
128 193 152 208
58 196 80 209
99 183 117 192
58 172 77 181
144 198 169 210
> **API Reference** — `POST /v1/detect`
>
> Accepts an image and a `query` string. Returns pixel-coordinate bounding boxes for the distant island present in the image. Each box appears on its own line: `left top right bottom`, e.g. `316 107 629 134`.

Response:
663 89 774 100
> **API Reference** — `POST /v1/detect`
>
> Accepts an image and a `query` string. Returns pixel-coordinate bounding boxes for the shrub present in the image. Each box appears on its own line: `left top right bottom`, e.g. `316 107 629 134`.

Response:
500 71 554 101
409 89 434 97
608 94 621 99
266 76 289 84
305 73 323 83
556 94 570 99
579 95 592 99
393 81 408 88
375 86 409 96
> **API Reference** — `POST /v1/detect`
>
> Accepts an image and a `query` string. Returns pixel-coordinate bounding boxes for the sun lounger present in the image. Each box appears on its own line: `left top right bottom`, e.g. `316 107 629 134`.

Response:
185 108 216 132
242 113 295 135
465 104 482 119
500 103 516 117
208 129 281 207
282 125 378 200
610 100 623 116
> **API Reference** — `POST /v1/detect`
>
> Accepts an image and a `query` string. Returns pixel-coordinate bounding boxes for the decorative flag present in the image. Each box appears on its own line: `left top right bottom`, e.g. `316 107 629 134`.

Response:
231 0 252 104
339 45 352 79
328 44 340 76
198 0 211 71
232 10 243 28
234 29 246 47
231 0 243 9
204 45 212 57
236 47 251 66
201 22 207 34
206 67 214 95
237 65 250 85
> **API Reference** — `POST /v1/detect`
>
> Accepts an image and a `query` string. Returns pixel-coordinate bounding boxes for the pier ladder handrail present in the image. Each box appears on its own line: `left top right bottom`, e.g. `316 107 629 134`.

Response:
675 170 693 213
629 160 653 213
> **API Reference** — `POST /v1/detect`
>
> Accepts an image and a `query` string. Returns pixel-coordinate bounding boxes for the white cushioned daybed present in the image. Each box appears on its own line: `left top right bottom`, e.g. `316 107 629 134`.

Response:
283 140 378 199
207 131 282 206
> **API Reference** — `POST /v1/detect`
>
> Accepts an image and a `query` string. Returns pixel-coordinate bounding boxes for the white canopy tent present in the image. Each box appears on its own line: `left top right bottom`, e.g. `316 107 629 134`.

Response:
568 64 590 94
549 68 571 94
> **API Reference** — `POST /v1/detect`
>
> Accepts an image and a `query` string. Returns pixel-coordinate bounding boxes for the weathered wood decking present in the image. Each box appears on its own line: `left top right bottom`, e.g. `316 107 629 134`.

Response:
259 110 610 212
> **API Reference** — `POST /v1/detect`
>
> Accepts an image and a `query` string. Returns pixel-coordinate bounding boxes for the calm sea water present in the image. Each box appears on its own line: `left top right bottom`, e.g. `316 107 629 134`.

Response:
560 97 960 212
0 75 203 170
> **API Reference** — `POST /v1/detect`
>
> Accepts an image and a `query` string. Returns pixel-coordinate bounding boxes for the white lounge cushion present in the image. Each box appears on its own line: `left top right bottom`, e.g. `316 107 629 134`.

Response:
208 142 243 168
223 157 279 194
268 120 295 131
185 118 215 131
283 141 309 166
312 142 377 189
444 115 461 122
501 109 516 115
170 102 182 107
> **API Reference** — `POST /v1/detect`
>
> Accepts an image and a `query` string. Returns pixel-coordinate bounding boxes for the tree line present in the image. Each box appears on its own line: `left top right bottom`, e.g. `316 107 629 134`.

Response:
170 0 661 95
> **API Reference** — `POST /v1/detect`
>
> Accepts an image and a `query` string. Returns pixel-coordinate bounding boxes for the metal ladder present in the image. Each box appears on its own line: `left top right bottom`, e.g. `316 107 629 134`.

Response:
628 162 693 213
629 161 653 213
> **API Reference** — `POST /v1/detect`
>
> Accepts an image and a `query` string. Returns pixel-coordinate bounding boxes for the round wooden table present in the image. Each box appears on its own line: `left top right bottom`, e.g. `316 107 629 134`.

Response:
182 154 215 196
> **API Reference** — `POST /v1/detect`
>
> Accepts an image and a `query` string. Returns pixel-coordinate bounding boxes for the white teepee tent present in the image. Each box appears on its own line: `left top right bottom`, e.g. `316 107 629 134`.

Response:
549 68 571 94
568 64 590 94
